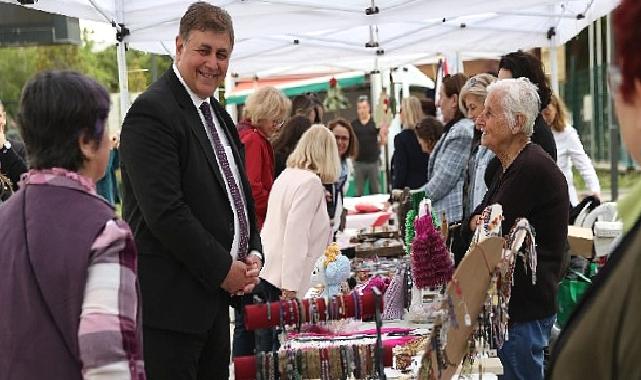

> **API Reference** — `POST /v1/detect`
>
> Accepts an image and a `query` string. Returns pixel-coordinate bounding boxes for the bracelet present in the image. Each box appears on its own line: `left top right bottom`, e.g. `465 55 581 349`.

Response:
360 345 368 378
294 298 303 332
291 300 297 326
322 297 329 322
320 348 330 380
309 299 315 324
370 343 376 377
353 344 362 379
296 349 303 379
278 351 287 379
330 346 341 379
278 300 286 338
285 349 294 380
256 351 263 380
352 291 360 320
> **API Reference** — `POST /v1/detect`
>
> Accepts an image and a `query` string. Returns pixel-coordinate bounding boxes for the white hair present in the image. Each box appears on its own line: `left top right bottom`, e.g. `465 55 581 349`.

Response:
486 77 540 136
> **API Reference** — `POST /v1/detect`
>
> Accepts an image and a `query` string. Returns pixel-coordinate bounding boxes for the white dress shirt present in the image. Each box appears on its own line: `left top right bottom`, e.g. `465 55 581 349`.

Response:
553 125 601 207
173 64 248 259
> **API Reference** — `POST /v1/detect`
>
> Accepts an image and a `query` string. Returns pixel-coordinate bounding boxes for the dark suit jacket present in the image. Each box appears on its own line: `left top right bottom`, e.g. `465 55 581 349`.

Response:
391 128 429 190
120 68 262 334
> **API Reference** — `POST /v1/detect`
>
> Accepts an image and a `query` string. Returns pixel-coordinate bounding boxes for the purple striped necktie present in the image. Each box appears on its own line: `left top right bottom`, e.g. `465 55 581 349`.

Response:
199 102 248 260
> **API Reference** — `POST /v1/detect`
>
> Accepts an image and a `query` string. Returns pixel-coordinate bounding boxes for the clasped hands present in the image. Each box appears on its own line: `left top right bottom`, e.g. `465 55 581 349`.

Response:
221 255 262 295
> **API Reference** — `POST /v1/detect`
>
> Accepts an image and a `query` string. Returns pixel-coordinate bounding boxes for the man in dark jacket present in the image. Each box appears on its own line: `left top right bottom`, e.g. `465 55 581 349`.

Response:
119 3 262 379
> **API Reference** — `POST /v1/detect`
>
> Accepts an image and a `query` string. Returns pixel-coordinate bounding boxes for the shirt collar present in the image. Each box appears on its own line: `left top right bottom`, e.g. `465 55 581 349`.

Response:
22 168 97 196
172 63 210 109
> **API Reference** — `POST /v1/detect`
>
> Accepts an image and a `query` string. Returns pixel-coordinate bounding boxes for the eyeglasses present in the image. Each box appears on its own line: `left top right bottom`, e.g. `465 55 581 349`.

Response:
607 65 622 94
273 120 285 128
335 135 350 142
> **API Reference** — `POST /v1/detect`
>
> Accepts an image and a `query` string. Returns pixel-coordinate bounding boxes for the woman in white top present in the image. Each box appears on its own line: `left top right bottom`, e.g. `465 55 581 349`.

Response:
543 93 601 206
260 125 341 299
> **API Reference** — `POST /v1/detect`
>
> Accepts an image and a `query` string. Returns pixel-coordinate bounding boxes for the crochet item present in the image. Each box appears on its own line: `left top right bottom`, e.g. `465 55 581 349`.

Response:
310 248 351 298
404 209 417 252
411 212 453 289
382 266 406 320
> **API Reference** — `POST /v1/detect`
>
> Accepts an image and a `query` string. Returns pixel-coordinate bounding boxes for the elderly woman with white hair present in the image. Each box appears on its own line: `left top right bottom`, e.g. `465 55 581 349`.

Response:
470 78 569 380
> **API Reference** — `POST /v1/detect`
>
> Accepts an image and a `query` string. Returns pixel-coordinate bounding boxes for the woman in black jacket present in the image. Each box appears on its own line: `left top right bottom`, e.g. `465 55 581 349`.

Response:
392 96 429 190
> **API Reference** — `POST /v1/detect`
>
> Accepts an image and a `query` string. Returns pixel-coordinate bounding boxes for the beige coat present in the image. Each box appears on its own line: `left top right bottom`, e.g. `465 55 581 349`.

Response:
548 218 641 379
260 168 331 298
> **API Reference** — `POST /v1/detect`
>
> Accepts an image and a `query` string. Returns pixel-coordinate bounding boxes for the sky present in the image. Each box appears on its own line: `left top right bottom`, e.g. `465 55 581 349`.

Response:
79 19 115 51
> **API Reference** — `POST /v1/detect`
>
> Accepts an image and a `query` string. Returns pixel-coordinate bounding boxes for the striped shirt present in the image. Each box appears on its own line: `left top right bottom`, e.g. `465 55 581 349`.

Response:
24 169 145 380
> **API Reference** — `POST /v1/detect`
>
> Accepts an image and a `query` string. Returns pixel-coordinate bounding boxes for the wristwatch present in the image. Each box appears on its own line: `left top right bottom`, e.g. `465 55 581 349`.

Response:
1 140 11 154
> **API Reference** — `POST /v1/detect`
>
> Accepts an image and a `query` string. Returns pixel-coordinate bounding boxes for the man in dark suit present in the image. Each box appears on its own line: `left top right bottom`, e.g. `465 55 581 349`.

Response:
119 2 262 379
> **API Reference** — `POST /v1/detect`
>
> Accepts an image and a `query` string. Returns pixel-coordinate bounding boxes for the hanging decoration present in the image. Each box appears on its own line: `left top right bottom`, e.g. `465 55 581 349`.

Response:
323 77 350 112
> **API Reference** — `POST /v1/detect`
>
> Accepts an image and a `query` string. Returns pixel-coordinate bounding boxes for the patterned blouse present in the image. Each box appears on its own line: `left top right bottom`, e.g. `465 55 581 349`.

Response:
23 168 145 380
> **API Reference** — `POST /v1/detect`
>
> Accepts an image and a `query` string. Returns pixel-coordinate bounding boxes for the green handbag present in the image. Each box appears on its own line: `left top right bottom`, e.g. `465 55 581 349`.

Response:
557 271 592 329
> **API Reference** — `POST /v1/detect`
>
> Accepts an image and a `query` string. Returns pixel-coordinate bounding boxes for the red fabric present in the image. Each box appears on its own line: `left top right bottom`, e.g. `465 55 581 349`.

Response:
238 121 274 229
354 203 381 213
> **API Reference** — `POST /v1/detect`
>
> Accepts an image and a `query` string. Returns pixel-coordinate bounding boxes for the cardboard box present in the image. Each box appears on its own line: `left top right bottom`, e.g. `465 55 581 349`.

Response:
568 225 594 258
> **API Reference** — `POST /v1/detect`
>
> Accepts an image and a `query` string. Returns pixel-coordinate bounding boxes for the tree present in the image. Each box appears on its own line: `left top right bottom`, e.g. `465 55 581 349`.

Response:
0 28 172 121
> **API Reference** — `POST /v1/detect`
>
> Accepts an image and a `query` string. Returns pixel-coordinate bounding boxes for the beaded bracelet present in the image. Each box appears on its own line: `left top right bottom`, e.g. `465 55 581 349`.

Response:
294 298 303 331
261 351 268 380
321 348 331 380
285 349 294 380
360 345 368 378
278 351 288 379
339 345 348 379
256 351 263 380
296 349 304 379
353 344 361 379
352 291 360 319
369 343 376 377
330 346 342 379
288 300 295 326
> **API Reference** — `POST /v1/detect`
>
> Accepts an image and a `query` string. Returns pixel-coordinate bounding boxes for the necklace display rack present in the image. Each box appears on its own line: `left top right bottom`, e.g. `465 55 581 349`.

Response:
417 215 537 379
234 290 388 380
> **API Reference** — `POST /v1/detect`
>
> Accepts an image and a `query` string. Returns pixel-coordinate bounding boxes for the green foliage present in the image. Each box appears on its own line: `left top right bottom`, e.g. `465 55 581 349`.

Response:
0 28 172 121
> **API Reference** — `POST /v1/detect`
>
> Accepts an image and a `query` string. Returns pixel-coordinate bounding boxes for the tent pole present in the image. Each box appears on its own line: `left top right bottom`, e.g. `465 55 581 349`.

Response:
549 41 559 96
588 22 596 161
225 72 238 124
606 13 618 200
115 0 130 123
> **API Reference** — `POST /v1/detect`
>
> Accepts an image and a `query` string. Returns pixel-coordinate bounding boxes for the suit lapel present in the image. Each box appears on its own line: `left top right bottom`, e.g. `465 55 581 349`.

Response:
165 70 226 190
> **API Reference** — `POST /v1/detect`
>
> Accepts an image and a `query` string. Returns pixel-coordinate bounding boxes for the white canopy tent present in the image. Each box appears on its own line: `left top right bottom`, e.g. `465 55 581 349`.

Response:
1 0 619 119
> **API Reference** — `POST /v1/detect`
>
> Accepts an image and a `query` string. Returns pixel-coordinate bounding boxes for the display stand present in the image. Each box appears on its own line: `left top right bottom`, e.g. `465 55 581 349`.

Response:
235 291 388 379
243 292 381 331
421 236 505 379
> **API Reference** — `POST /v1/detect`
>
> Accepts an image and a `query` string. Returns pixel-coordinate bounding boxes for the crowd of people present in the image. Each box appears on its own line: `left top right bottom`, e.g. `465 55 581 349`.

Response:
1 0 641 379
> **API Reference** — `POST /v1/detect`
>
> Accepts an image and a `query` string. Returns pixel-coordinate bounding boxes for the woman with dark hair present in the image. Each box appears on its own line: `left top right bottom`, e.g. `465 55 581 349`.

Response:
414 115 444 154
548 1 641 377
484 51 558 188
328 117 358 194
0 71 145 379
291 93 323 123
425 73 474 225
273 115 312 178
328 118 358 232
